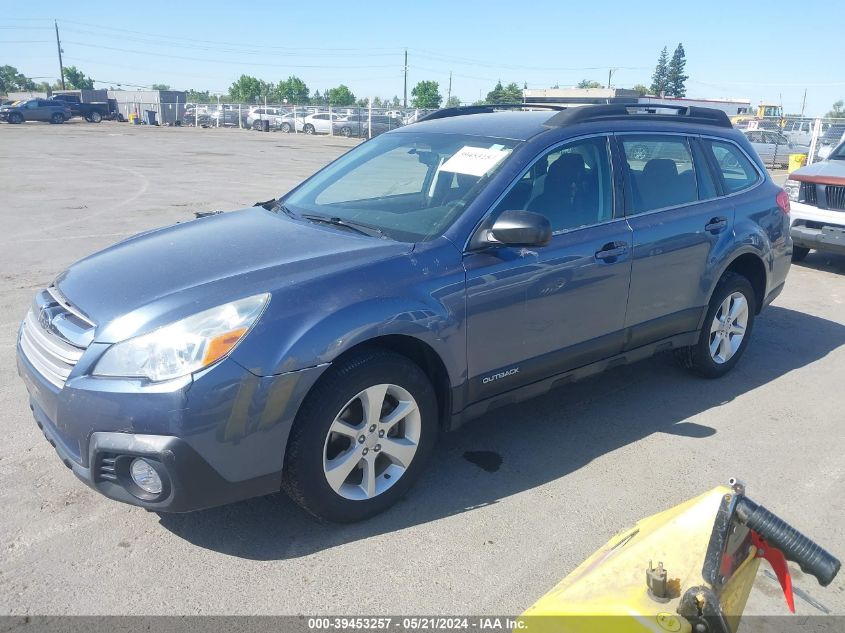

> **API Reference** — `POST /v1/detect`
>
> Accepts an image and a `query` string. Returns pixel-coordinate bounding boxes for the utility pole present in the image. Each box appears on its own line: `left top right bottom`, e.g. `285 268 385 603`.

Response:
447 71 452 105
403 49 408 108
607 67 617 89
55 20 65 91
800 88 807 118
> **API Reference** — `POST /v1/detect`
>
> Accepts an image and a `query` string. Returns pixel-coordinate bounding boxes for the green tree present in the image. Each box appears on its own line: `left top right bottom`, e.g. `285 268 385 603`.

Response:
411 80 442 108
327 84 356 106
372 96 384 108
63 66 94 90
632 84 649 96
391 95 401 108
445 95 461 107
0 65 36 92
185 89 211 103
577 79 602 89
485 81 522 104
228 75 272 103
151 83 171 91
667 43 688 97
273 75 309 104
825 100 845 119
650 47 669 96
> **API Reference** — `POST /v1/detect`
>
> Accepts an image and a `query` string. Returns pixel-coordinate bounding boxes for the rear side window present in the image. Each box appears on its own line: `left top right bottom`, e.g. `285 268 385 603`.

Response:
705 140 760 194
622 135 698 213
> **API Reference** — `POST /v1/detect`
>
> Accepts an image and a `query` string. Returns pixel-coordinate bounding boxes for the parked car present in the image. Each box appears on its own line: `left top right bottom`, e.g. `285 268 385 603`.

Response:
743 129 809 167
0 98 72 124
246 107 285 128
300 111 348 134
817 124 845 160
273 109 309 133
782 119 829 146
338 114 403 137
783 139 845 261
48 94 114 123
16 104 791 522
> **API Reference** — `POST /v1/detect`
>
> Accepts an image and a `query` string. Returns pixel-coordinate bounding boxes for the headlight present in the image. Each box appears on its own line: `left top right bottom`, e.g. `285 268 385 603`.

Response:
93 294 269 382
783 178 800 202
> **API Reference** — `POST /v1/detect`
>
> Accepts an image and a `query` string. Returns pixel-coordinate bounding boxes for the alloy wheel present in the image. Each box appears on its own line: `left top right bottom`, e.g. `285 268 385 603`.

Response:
709 291 749 364
322 383 421 501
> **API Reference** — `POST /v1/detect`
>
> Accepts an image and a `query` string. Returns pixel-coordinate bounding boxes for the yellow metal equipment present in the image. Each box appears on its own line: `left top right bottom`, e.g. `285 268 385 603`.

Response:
521 481 840 633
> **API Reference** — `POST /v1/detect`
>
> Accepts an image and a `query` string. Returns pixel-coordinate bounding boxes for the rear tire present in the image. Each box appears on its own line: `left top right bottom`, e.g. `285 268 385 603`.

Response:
791 246 810 262
89 111 102 123
282 350 438 522
8 112 23 124
50 113 64 124
303 123 315 135
675 271 756 379
281 122 292 133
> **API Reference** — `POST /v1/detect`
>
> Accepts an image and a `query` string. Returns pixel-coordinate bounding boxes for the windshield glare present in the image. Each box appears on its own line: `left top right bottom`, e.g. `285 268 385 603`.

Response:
832 142 845 159
283 132 518 242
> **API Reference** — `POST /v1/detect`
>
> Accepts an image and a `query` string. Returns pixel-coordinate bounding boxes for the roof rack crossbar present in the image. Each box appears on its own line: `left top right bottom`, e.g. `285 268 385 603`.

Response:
416 102 567 123
544 104 732 128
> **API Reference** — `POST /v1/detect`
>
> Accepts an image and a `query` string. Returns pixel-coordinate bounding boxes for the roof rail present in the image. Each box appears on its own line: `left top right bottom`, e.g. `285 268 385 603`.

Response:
417 102 567 122
544 104 732 128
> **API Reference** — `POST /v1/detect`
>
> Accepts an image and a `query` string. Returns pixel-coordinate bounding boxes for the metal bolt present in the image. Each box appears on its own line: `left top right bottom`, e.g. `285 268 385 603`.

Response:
369 425 377 432
358 435 366 443
374 444 381 452
378 430 385 437
362 448 369 455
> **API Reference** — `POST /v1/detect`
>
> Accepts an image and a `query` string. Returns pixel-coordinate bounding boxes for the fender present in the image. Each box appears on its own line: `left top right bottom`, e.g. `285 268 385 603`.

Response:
231 238 467 386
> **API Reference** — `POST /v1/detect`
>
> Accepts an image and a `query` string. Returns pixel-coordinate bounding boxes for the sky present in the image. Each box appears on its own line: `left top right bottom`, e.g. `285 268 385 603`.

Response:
2 1 843 115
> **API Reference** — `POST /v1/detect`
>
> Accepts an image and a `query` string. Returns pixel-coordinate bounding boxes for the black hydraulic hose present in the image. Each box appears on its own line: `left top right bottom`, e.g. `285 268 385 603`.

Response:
735 496 841 586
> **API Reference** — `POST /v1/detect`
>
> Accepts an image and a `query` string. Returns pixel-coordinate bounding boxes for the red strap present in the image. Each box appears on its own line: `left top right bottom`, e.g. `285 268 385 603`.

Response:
751 531 795 613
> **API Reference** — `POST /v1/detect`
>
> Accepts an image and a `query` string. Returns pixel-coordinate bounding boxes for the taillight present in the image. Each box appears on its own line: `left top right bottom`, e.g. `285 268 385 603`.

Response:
776 189 790 216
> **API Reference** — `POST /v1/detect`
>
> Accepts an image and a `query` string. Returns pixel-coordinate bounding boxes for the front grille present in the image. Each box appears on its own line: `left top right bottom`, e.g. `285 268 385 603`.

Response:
19 287 94 389
801 182 817 205
827 185 845 211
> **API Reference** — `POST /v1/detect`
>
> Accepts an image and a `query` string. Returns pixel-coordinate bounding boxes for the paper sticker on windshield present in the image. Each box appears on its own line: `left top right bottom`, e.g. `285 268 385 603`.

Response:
440 146 510 177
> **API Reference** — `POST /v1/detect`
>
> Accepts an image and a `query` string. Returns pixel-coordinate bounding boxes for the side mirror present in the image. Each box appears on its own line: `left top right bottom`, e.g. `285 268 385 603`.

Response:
490 210 552 247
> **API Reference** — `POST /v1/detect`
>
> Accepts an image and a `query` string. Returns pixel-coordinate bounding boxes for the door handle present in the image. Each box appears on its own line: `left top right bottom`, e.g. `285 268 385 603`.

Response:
705 217 728 233
595 242 628 261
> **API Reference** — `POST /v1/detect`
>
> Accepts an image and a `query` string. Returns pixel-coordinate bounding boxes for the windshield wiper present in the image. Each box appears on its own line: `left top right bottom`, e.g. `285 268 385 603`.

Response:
300 213 384 238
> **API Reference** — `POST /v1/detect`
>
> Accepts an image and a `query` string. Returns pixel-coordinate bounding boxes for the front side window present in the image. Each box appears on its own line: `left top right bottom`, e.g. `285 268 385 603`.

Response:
284 132 518 242
622 135 698 213
705 140 760 193
492 136 613 232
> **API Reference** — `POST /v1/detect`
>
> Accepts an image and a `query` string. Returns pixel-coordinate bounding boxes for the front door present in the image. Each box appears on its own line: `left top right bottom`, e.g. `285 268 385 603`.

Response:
464 135 632 403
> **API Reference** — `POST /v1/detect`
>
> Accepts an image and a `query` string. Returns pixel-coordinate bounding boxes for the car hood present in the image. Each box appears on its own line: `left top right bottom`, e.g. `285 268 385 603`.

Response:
55 208 409 340
790 159 845 184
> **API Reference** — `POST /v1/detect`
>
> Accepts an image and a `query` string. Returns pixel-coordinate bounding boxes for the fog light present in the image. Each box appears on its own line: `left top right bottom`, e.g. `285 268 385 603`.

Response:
130 458 163 495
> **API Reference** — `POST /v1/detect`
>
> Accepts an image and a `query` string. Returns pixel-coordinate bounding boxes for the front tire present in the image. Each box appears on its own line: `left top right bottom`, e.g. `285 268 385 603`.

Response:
89 111 102 123
675 271 756 378
283 350 438 522
8 112 23 124
50 113 64 124
280 122 292 133
791 246 810 262
303 123 315 135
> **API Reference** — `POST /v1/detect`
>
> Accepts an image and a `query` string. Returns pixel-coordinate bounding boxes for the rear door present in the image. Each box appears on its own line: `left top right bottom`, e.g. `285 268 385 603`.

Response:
619 133 733 348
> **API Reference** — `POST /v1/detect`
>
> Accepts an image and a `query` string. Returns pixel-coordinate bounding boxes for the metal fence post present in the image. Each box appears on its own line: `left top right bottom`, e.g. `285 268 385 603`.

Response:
368 98 372 140
807 118 822 165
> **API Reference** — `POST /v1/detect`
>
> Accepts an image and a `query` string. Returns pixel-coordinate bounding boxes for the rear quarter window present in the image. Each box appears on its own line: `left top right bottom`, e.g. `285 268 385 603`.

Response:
705 140 760 194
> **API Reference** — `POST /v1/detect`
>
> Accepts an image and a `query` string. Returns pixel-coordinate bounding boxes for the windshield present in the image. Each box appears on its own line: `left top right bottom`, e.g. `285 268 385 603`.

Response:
831 141 845 160
283 132 518 242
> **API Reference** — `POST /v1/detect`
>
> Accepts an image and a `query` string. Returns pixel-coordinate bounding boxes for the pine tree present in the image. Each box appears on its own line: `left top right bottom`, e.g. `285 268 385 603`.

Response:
650 47 669 96
667 43 688 97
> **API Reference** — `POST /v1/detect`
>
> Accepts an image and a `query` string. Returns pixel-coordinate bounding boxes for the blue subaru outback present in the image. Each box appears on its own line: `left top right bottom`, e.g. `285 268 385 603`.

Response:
17 104 792 521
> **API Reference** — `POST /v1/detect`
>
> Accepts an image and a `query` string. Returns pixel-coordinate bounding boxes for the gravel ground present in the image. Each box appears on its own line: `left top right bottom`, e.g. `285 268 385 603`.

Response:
0 121 843 622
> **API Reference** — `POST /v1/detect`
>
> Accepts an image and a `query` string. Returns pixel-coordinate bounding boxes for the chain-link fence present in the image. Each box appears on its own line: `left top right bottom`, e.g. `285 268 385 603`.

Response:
113 100 439 138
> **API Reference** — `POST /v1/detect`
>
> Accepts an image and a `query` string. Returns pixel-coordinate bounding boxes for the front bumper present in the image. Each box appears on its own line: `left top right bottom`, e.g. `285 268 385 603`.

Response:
790 201 845 254
17 337 327 512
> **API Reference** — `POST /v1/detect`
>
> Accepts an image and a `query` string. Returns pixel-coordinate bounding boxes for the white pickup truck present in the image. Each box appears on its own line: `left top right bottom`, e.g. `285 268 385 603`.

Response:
784 140 845 261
